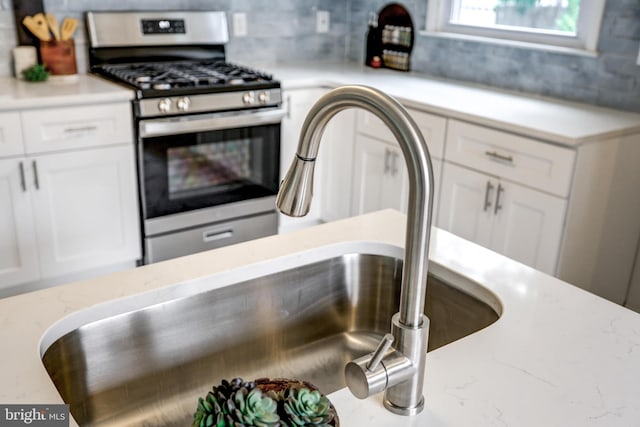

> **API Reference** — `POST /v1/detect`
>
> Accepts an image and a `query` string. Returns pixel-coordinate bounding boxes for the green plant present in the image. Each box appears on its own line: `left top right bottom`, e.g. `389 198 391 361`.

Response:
498 0 540 15
21 64 49 82
556 0 579 32
193 378 280 427
193 378 337 427
282 388 335 427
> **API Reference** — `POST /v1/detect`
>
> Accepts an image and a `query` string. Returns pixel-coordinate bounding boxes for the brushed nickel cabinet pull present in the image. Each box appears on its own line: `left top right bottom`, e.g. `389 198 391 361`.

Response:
286 95 291 119
18 161 26 192
384 148 391 174
485 150 514 163
483 181 494 212
64 125 98 133
32 160 39 190
494 184 504 214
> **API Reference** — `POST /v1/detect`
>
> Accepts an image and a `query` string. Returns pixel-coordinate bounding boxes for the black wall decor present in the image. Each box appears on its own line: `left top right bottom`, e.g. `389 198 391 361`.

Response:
12 0 45 46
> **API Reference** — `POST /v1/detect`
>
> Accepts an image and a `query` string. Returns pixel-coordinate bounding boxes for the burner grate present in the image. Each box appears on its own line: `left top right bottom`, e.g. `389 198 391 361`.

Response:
97 61 273 91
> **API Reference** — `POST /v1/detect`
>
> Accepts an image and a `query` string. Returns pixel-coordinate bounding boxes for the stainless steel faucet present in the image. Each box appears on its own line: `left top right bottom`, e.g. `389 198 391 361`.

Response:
276 85 434 415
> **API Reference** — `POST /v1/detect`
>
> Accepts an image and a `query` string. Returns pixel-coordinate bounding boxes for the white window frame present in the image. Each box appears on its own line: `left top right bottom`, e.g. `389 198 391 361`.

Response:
426 0 606 54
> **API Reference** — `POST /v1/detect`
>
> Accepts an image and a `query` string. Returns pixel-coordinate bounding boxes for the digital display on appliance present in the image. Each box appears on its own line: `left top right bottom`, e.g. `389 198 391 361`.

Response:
141 19 186 34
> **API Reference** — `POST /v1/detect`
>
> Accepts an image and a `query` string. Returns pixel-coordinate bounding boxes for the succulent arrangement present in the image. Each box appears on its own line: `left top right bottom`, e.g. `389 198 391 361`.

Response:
193 378 338 427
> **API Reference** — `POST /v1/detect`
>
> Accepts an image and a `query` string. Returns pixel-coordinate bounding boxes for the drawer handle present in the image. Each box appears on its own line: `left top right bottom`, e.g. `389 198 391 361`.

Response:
485 151 514 163
19 161 26 192
64 125 98 133
203 229 233 243
483 181 494 212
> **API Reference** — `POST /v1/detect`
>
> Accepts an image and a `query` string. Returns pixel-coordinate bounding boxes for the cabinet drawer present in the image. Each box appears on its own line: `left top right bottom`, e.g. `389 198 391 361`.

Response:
0 112 24 157
445 120 575 197
357 108 446 159
21 103 133 154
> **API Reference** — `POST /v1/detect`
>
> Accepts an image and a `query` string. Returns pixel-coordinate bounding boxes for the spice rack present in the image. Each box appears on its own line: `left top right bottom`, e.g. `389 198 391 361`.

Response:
365 3 414 72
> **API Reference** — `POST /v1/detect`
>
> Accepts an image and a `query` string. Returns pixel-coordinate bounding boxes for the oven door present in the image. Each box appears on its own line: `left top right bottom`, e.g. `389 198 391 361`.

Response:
138 107 283 230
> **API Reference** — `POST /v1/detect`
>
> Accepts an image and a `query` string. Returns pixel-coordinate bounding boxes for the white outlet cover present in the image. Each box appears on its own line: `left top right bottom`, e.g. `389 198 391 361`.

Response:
233 13 248 38
316 10 330 34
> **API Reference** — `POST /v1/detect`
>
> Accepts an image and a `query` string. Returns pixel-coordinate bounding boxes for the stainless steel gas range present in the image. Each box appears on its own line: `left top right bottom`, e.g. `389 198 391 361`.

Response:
86 11 284 264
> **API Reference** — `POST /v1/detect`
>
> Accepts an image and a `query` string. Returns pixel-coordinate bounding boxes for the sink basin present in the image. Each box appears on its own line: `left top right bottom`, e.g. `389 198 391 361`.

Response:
42 250 500 426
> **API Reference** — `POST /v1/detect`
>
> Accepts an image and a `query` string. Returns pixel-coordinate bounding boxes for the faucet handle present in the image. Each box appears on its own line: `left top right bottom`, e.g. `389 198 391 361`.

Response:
366 333 394 371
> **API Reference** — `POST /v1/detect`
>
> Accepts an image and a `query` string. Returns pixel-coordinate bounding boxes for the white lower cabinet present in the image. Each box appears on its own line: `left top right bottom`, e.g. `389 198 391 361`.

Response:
437 163 566 275
0 145 140 290
279 88 356 231
279 88 327 233
30 145 140 279
0 159 40 287
352 134 409 215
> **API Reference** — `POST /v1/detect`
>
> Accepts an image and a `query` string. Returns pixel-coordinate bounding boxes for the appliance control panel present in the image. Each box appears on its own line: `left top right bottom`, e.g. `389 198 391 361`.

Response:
139 89 282 118
141 19 186 35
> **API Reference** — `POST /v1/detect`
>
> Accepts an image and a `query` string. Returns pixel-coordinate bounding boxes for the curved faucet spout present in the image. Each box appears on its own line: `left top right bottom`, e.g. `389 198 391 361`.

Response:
276 85 435 415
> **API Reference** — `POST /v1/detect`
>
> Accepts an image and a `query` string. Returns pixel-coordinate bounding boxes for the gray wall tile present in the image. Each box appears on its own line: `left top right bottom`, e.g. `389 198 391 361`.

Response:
1 0 638 112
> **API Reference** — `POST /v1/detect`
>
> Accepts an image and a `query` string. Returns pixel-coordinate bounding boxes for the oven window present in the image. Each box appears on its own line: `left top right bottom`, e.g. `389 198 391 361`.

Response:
167 138 252 199
141 123 280 219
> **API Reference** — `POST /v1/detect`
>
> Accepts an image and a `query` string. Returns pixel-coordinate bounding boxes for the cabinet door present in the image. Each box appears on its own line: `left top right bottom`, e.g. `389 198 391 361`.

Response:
0 159 40 288
437 163 494 247
30 145 141 278
279 88 327 233
0 113 24 157
351 134 409 215
490 181 566 275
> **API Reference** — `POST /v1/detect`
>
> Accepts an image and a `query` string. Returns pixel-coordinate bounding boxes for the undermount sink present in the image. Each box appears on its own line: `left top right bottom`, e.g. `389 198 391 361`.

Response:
41 247 500 426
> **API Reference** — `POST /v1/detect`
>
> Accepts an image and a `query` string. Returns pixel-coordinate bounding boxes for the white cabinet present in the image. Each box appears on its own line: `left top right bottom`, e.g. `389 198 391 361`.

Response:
279 88 355 231
352 134 409 214
438 163 566 274
438 120 574 275
351 109 445 216
30 146 140 279
279 88 327 233
0 159 39 287
0 103 140 293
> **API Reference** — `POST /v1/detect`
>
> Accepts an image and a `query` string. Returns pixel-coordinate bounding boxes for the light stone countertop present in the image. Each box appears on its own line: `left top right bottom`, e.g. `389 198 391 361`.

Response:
262 62 640 146
1 210 639 426
0 74 133 111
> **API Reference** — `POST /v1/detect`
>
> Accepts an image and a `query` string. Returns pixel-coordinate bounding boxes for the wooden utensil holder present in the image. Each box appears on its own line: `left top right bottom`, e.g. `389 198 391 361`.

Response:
40 39 77 75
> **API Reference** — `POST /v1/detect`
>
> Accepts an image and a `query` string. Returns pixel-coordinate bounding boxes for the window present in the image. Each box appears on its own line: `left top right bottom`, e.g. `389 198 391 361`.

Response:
426 0 606 53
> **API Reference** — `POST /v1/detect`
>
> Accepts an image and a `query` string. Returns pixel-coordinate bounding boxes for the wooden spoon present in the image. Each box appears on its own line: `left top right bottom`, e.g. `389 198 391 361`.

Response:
46 13 61 40
22 13 52 41
60 17 78 41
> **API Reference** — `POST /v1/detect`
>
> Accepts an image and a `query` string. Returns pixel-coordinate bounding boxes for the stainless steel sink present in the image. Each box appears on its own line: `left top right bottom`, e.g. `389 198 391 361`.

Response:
42 252 499 427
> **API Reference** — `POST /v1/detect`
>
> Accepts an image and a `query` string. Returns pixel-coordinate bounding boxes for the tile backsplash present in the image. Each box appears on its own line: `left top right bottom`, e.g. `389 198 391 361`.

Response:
2 0 639 113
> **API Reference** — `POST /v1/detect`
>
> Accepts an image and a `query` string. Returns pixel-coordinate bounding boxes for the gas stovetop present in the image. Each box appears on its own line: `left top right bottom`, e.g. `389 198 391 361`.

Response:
93 60 279 98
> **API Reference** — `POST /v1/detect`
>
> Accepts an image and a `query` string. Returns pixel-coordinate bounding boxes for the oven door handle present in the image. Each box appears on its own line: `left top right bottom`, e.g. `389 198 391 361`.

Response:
139 107 286 138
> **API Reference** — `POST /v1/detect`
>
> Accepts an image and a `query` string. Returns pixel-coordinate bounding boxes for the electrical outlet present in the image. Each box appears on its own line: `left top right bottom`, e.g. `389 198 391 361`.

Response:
233 12 247 38
316 10 330 34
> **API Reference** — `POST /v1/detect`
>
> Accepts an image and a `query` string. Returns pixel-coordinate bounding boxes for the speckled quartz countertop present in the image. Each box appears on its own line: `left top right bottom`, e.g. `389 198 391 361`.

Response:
0 74 133 111
1 210 639 426
261 62 640 146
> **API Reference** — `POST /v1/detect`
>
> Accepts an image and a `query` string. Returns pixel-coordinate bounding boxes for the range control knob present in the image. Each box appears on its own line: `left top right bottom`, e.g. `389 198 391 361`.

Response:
158 98 172 113
242 91 255 105
176 97 191 112
258 91 270 104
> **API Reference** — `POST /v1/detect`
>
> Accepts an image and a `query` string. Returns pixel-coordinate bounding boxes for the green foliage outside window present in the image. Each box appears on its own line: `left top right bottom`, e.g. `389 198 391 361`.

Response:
497 0 579 32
